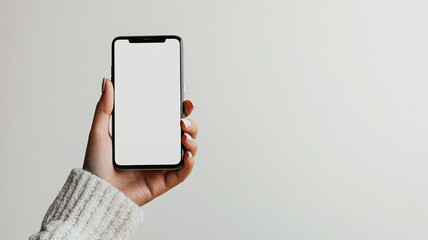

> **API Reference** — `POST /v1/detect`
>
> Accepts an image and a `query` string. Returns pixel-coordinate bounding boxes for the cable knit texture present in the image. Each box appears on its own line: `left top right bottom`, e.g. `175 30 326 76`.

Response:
30 168 144 240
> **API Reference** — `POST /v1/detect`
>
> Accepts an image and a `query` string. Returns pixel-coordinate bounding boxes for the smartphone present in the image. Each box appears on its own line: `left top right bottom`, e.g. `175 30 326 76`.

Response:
112 35 184 169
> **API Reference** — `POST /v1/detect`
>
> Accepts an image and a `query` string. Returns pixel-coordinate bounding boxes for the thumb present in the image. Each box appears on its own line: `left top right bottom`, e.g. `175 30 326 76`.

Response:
90 78 114 137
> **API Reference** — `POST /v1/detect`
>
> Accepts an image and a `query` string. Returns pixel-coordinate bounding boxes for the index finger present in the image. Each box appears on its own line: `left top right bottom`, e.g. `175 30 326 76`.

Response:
183 100 194 117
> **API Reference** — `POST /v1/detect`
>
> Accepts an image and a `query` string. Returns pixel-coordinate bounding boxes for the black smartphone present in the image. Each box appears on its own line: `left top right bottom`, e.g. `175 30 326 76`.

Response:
111 35 184 169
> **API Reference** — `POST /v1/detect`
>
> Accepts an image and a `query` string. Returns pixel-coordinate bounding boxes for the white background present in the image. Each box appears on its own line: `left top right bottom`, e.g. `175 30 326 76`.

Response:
1 0 428 239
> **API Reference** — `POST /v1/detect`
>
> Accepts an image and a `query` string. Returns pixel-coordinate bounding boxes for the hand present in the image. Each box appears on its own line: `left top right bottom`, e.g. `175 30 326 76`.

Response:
83 78 198 206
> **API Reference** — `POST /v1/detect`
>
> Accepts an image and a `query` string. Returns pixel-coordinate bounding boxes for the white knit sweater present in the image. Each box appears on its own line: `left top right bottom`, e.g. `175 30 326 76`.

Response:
30 168 144 240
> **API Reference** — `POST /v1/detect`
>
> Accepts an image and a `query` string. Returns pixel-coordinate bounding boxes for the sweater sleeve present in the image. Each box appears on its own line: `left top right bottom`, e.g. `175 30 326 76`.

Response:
29 168 145 240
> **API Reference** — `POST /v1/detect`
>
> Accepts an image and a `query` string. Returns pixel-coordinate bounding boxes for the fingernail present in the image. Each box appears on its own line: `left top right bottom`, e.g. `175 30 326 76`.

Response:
187 151 193 159
181 118 191 128
188 100 194 109
102 78 106 93
184 133 193 142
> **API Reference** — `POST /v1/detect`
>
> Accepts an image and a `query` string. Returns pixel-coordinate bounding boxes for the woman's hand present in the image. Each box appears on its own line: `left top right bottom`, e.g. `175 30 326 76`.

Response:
83 78 198 206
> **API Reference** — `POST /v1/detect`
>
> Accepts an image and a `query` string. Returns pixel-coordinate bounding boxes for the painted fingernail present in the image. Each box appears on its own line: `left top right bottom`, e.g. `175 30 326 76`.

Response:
181 118 191 128
102 78 106 93
184 133 193 142
187 151 193 159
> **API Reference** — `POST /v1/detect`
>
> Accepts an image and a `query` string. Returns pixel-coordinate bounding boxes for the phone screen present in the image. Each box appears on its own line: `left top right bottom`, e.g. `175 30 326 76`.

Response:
112 36 183 168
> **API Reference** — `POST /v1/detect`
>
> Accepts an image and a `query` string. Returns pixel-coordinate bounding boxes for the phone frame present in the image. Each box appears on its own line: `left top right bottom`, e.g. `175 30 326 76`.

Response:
111 35 185 170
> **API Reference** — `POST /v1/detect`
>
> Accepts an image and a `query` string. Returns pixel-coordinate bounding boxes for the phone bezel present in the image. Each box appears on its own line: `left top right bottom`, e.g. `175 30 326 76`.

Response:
111 35 185 170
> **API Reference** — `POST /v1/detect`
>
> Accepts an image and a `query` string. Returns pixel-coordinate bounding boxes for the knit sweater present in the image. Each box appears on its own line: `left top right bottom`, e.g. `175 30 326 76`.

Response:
30 168 144 240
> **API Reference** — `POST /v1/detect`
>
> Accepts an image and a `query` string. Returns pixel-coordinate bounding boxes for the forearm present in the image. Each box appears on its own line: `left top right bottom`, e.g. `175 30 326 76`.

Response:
30 168 144 240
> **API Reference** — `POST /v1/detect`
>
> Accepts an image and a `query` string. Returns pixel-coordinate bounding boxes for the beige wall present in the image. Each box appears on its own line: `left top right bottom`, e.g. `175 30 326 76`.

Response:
1 0 428 239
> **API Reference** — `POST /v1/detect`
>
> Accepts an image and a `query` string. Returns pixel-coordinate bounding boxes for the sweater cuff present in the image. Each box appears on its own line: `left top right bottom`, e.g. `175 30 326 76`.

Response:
32 168 144 240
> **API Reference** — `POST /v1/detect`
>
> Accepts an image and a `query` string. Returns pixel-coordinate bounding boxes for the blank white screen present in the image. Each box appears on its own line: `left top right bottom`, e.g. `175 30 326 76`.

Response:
114 38 181 166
